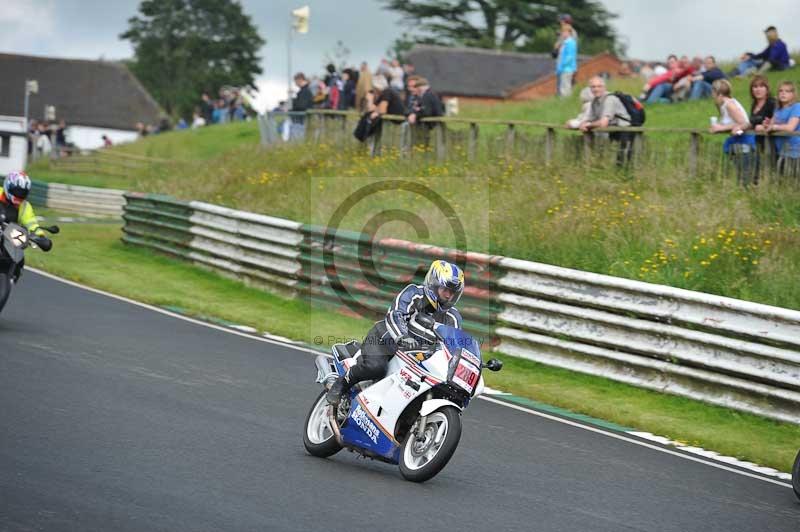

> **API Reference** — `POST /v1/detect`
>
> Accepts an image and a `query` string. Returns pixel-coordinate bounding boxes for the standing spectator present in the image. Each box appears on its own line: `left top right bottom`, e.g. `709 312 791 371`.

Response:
376 59 392 79
578 76 633 166
356 62 373 112
388 59 405 92
101 135 113 147
689 56 727 100
291 73 313 112
35 122 52 157
731 26 791 77
369 75 405 118
709 79 755 184
192 108 207 129
339 68 357 110
767 81 800 176
554 14 577 97
291 72 313 139
750 75 776 174
565 86 594 129
54 119 68 155
200 92 214 123
406 77 443 125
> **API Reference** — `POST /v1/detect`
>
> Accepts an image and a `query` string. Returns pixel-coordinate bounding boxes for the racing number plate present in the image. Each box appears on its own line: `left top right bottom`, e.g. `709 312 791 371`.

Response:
452 358 480 394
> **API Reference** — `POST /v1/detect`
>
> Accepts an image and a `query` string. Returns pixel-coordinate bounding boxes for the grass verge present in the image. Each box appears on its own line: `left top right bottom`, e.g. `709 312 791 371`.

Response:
26 219 800 473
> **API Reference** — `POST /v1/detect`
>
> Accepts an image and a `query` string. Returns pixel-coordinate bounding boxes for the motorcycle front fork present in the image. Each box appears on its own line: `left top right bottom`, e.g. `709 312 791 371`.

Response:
415 392 433 442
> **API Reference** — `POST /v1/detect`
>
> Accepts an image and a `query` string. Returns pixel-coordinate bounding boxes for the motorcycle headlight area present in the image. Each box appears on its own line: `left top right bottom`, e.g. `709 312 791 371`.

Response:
9 229 27 247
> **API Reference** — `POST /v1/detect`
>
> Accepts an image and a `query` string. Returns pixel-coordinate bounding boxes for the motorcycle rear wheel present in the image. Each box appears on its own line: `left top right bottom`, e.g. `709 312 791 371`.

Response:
792 449 800 500
303 391 342 458
399 407 461 483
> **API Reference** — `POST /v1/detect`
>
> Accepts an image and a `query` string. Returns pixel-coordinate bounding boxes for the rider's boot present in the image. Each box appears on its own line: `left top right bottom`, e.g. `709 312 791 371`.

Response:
326 375 351 406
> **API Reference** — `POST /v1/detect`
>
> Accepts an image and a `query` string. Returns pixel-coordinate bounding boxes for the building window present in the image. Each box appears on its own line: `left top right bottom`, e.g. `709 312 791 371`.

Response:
0 135 9 158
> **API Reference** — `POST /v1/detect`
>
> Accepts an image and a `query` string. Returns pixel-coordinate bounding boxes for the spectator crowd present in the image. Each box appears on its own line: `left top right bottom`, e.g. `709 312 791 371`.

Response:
564 24 797 180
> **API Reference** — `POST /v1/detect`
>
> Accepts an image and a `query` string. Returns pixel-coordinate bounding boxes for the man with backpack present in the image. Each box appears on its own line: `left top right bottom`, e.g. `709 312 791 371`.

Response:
578 76 645 166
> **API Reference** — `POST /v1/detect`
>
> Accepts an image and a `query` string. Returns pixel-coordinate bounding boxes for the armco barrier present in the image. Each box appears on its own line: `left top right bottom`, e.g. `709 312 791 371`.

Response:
122 193 302 297
30 181 126 216
120 193 800 424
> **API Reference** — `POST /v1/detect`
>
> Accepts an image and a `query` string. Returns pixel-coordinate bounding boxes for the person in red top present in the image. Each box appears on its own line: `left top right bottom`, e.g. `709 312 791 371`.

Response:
644 55 696 104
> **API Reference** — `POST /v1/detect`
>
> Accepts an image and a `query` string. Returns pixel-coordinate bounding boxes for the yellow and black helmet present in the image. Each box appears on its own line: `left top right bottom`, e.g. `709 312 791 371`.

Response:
423 260 465 310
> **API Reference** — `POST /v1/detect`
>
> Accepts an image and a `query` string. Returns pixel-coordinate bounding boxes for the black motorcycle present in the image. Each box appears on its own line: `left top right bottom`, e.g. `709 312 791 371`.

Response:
0 214 58 314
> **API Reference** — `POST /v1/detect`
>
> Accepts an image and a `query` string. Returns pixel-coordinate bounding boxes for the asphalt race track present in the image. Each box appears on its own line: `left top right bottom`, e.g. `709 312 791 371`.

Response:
1 271 798 531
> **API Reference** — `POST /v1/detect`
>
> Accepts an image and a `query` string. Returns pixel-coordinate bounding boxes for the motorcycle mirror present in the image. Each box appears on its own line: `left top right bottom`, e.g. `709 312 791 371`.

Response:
44 225 60 234
483 359 503 372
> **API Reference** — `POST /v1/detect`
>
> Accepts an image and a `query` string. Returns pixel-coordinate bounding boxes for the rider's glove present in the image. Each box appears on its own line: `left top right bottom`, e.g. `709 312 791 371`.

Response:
33 236 52 252
396 334 419 352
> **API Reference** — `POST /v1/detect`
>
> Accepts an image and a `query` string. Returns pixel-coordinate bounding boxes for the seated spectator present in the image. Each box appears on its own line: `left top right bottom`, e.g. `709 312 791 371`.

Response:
645 55 695 104
101 135 113 147
565 86 594 129
767 81 800 175
641 55 678 103
673 56 703 101
407 77 443 125
369 75 405 119
709 79 755 184
579 76 633 166
689 56 727 100
731 26 791 77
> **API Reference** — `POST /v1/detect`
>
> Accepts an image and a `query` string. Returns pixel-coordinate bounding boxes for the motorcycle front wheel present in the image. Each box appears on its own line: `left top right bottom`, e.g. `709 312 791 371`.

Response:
0 273 10 315
793 449 800 500
303 391 342 458
399 407 461 483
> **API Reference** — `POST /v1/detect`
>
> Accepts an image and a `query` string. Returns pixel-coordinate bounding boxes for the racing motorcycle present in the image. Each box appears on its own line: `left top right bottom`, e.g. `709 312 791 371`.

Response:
793 449 800 500
0 214 58 315
303 314 502 482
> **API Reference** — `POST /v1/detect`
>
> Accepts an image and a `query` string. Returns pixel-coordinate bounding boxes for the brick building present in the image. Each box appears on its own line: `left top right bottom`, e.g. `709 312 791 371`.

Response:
406 45 623 104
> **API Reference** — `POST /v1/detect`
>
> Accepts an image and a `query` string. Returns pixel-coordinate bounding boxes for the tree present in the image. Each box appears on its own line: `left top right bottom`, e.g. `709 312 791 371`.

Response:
383 0 622 58
121 0 265 118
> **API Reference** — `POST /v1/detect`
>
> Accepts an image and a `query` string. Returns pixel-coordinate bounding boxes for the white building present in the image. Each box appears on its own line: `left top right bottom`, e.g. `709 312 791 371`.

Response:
0 53 163 175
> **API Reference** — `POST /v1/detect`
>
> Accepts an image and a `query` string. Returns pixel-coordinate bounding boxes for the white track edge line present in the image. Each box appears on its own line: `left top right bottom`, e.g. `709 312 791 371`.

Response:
29 268 794 489
28 268 321 355
479 395 791 489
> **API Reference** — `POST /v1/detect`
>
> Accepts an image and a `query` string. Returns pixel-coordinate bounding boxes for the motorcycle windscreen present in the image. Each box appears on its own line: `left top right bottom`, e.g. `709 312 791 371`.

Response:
437 325 482 396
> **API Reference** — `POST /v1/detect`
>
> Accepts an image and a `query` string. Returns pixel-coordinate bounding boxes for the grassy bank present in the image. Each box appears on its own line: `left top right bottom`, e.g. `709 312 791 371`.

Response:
26 219 800 473
25 64 800 311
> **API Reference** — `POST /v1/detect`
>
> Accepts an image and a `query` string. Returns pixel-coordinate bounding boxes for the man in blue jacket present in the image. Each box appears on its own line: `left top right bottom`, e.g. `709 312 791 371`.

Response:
732 26 791 77
555 14 578 97
326 260 465 406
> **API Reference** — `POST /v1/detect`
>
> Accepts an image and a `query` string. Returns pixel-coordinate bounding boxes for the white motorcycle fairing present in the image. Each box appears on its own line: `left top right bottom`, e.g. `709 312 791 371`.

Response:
316 324 485 464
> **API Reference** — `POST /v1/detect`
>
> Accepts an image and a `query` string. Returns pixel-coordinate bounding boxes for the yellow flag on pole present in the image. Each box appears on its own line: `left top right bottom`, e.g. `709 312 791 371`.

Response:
292 6 309 34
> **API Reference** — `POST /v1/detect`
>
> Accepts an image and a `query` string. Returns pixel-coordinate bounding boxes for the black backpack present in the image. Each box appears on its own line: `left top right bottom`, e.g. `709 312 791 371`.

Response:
613 92 645 126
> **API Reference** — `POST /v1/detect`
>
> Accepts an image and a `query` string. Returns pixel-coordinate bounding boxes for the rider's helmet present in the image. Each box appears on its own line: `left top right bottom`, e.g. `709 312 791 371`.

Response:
423 260 465 310
3 171 32 207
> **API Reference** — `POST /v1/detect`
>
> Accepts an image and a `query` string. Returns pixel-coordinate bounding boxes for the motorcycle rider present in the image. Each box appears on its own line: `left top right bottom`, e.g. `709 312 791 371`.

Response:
0 171 52 281
326 259 465 405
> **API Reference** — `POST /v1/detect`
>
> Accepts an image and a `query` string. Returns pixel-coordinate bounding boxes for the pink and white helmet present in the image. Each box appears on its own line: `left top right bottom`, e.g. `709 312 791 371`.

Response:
3 171 32 206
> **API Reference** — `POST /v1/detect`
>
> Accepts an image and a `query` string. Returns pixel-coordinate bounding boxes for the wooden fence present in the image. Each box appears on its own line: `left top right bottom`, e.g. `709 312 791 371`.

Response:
301 110 800 181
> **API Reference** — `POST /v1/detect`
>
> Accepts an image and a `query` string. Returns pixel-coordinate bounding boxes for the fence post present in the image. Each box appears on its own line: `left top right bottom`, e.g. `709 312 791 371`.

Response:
545 127 555 165
582 132 593 164
468 122 478 162
341 114 349 144
762 133 772 183
632 132 643 166
689 131 700 178
370 124 383 157
435 123 446 162
505 123 516 159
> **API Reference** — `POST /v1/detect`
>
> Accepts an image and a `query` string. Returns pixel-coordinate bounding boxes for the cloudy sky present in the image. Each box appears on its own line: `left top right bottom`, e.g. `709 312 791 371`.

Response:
2 0 798 111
